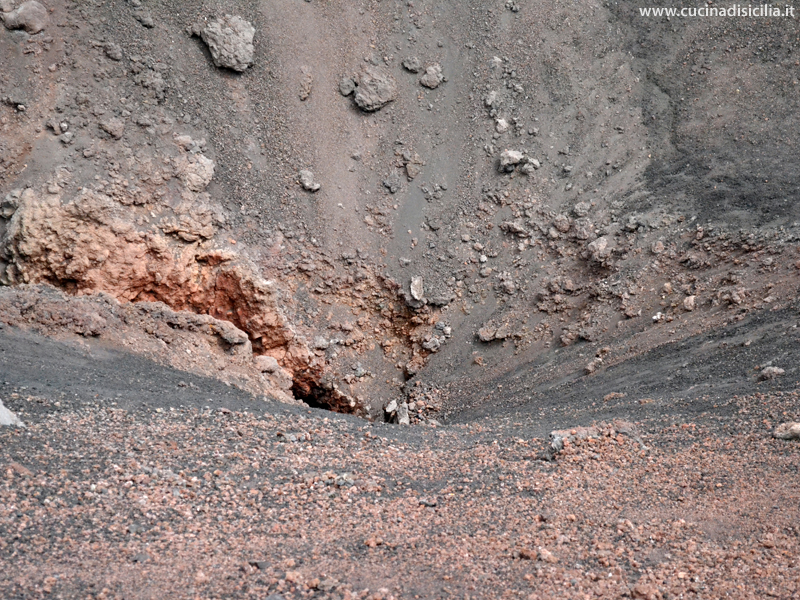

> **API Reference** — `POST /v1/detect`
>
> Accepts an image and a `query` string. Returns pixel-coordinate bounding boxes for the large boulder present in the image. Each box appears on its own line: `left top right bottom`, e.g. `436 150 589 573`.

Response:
2 1 48 34
353 66 397 112
197 15 255 72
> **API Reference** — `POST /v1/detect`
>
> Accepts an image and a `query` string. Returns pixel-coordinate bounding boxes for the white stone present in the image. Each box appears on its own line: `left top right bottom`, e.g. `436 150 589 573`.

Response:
0 400 24 428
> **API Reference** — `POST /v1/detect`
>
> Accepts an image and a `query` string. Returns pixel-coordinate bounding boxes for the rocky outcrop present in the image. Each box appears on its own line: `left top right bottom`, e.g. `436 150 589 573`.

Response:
0 188 321 396
0 283 298 403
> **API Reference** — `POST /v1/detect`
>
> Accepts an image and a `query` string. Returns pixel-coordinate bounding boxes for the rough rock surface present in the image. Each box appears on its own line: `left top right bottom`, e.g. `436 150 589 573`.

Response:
197 15 255 72
773 422 800 440
0 284 303 402
0 188 320 395
1 0 47 34
419 63 444 89
401 56 421 73
353 66 397 112
297 169 320 192
2 0 798 424
0 399 24 427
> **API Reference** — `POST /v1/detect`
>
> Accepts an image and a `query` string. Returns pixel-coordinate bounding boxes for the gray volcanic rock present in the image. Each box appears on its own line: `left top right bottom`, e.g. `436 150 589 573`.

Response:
419 63 444 89
2 1 47 34
353 66 397 112
298 169 320 192
401 56 421 73
338 76 356 97
197 15 255 72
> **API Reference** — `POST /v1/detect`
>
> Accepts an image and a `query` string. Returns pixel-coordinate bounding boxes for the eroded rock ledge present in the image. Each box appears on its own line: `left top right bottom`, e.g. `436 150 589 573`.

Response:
0 186 334 408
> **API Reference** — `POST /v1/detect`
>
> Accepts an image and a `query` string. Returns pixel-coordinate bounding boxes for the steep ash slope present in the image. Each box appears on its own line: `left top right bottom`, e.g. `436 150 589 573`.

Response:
0 0 799 419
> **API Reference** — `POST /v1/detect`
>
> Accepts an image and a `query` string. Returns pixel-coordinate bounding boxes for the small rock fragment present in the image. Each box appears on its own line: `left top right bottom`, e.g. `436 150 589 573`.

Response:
194 571 209 585
410 276 424 301
683 295 696 311
384 399 398 416
134 9 154 28
397 403 410 425
180 154 215 192
553 214 571 233
422 336 441 352
99 117 125 140
573 201 591 217
338 76 355 97
0 400 24 428
517 548 537 560
255 355 280 374
406 162 422 180
538 548 558 563
586 236 612 263
773 422 800 440
477 326 496 342
759 366 785 381
104 42 123 61
298 169 320 192
632 582 660 600
498 149 525 172
382 177 400 194
298 66 313 101
419 63 444 89
401 56 421 73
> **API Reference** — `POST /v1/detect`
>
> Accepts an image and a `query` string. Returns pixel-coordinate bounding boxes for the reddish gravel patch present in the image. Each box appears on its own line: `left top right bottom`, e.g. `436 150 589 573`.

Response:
1 391 798 599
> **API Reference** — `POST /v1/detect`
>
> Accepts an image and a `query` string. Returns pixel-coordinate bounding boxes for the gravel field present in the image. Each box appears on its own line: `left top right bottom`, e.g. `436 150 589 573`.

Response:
2 376 798 599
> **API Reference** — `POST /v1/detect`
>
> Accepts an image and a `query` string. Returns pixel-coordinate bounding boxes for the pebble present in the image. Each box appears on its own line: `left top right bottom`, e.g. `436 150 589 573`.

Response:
410 276 424 301
419 63 444 89
99 117 125 140
254 355 280 373
498 149 525 172
338 76 356 97
298 169 321 192
104 42 123 61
